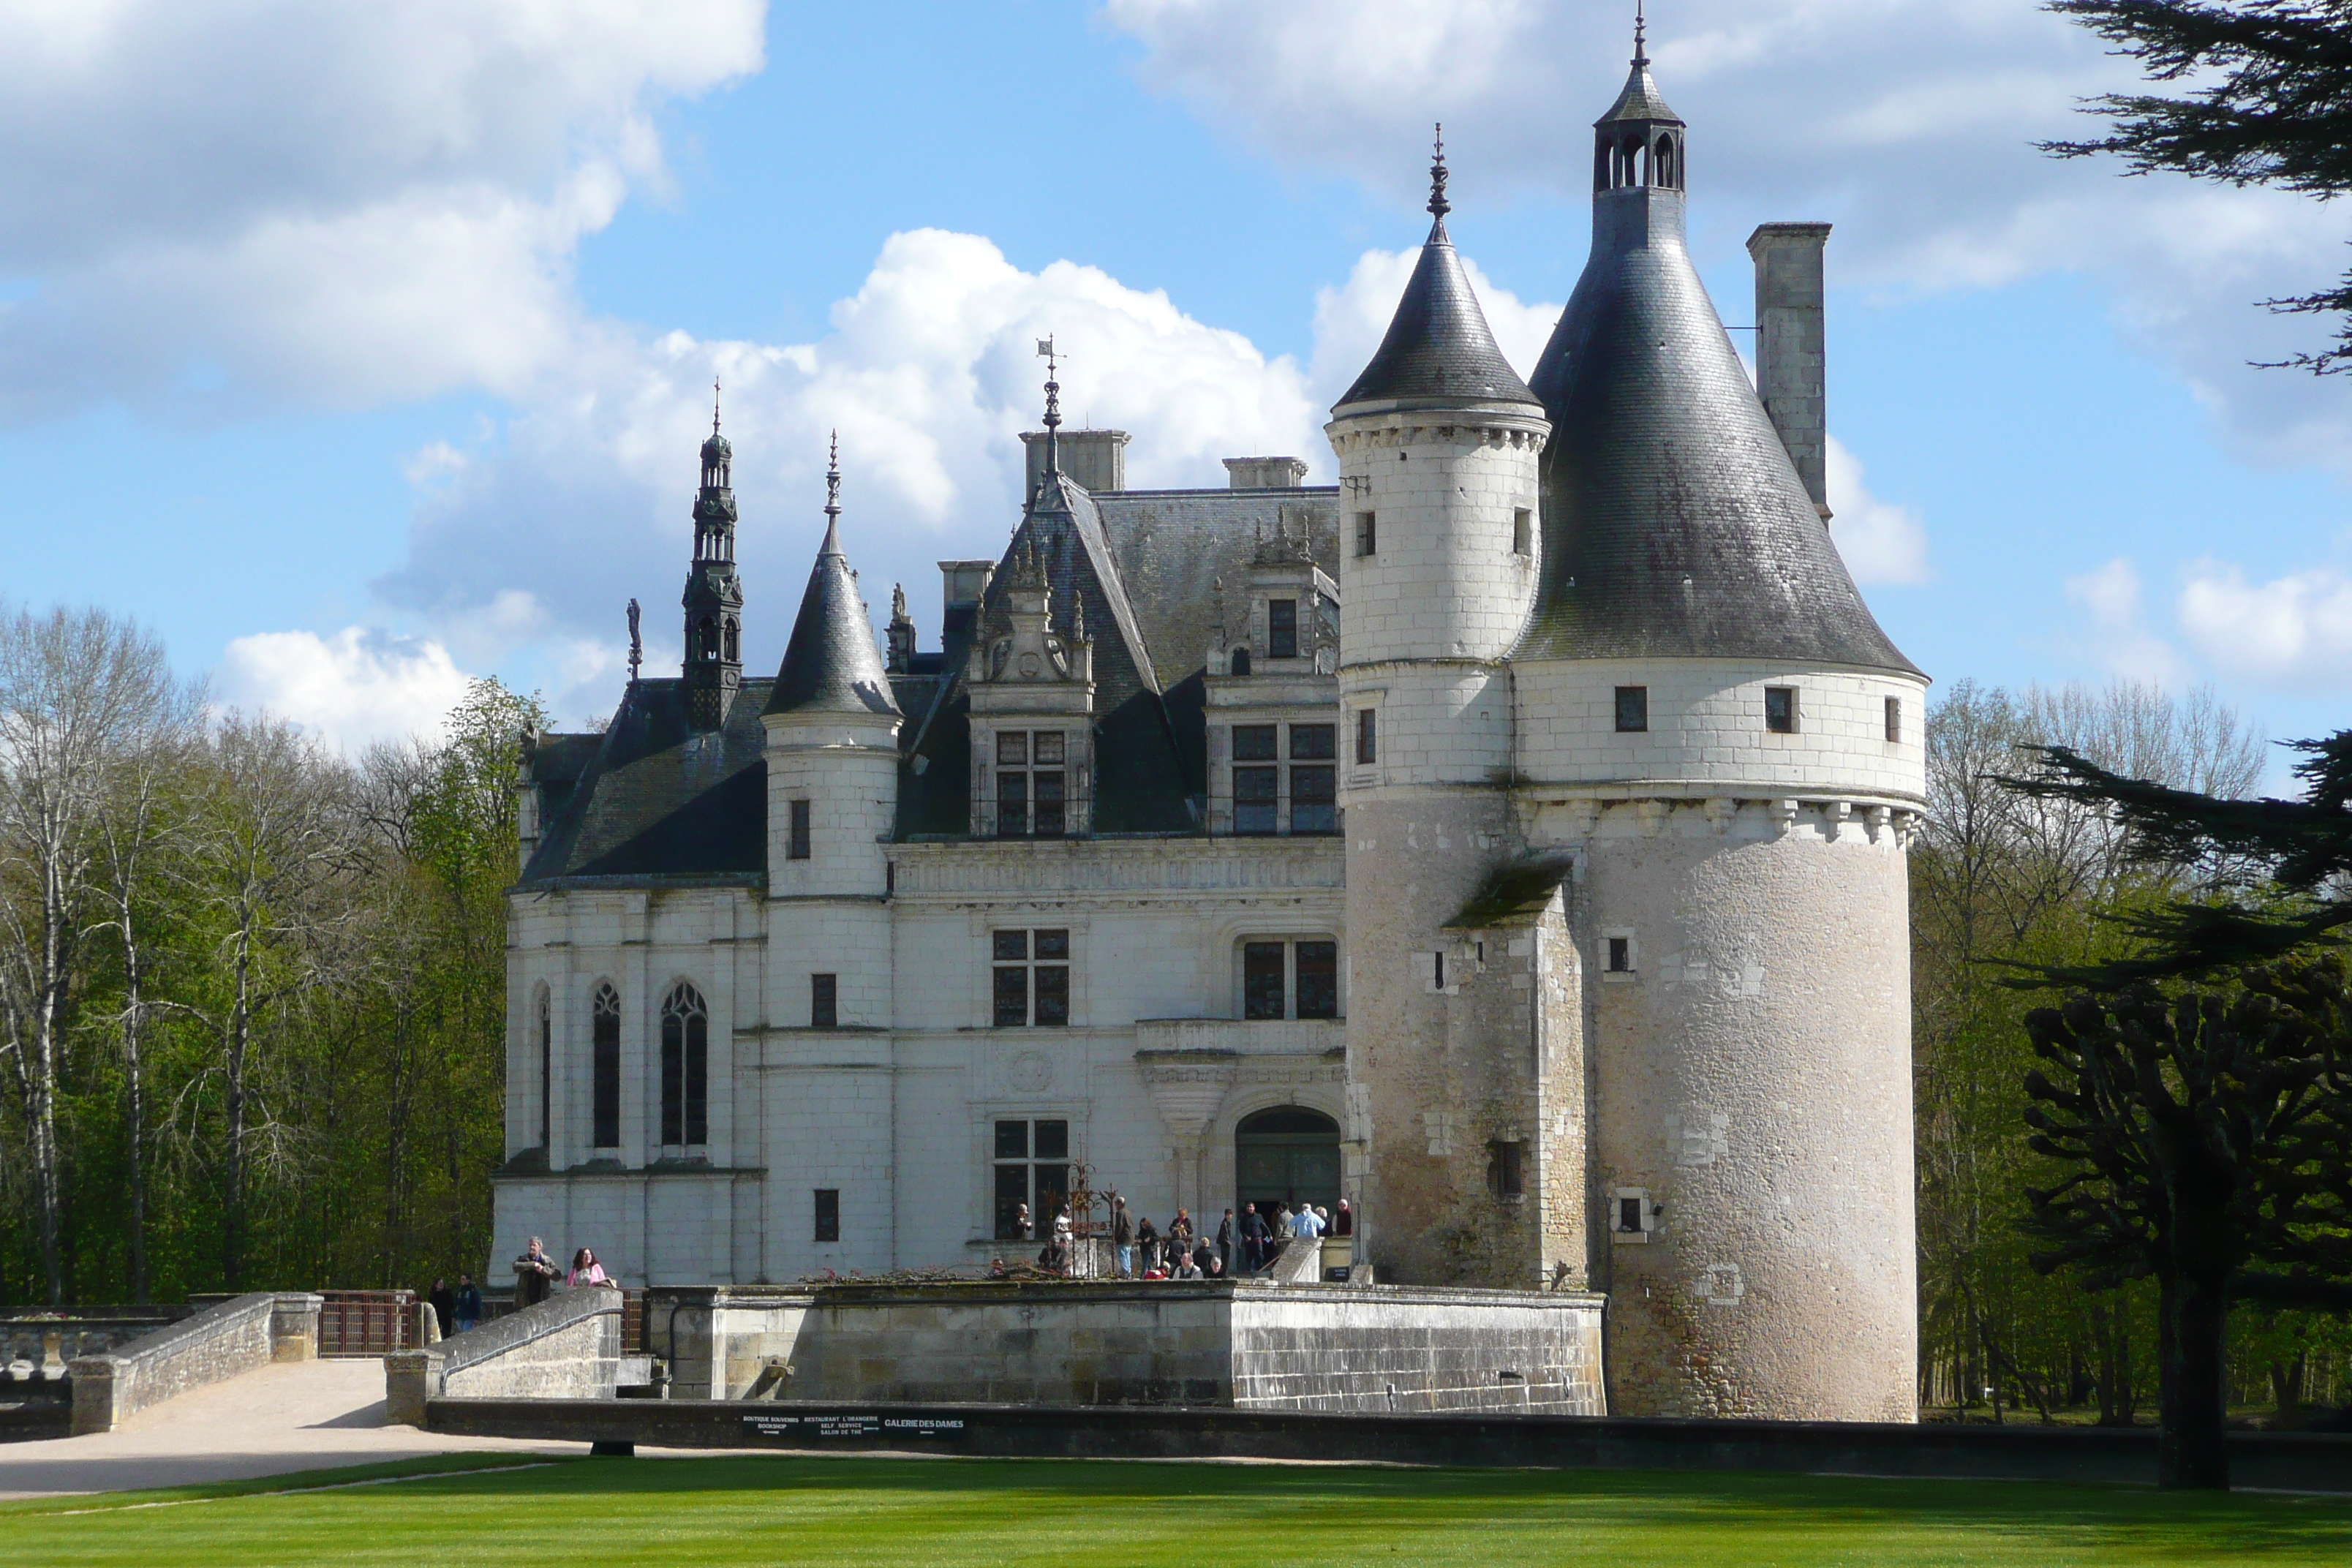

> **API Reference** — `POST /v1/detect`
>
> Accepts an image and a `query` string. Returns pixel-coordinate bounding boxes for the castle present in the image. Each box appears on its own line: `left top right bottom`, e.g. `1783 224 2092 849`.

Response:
494 35 1928 1422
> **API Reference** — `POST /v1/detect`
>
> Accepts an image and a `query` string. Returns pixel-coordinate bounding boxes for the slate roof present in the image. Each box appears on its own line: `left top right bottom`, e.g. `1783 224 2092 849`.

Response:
519 677 770 888
1518 177 1919 674
765 515 901 718
1597 56 1682 127
1334 216 1541 415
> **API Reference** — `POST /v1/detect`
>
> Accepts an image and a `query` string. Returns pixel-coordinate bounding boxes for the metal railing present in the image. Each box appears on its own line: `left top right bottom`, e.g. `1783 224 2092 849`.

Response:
317 1290 416 1357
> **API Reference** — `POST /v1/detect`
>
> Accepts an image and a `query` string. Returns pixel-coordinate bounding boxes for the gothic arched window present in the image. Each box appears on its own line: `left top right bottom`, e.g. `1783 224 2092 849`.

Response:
699 616 718 660
535 984 552 1150
591 982 622 1149
660 982 709 1147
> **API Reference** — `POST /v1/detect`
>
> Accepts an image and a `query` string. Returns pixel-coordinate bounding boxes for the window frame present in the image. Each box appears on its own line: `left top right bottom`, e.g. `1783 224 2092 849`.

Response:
591 981 622 1150
992 928 1072 1028
659 982 709 1150
1765 685 1799 734
813 1188 841 1243
1512 508 1532 556
1885 694 1903 744
992 729 1068 839
1355 707 1377 766
787 799 812 861
1354 511 1376 557
810 972 837 1030
1267 598 1298 660
992 1117 1071 1240
1614 685 1648 734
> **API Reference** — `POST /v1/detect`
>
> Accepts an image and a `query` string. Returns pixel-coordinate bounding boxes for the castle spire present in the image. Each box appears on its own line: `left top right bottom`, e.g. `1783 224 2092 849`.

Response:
1036 336 1062 480
1427 123 1450 236
682 388 745 728
766 434 900 720
1634 0 1648 67
822 429 842 549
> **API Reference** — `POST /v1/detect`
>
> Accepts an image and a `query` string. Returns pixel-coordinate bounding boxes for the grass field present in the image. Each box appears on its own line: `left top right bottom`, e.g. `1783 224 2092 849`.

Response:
4 1453 2350 1567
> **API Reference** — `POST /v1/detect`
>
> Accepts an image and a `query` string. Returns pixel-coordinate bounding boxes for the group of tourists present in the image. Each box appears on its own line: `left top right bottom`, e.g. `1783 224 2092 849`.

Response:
511 1237 617 1307
1109 1195 1351 1279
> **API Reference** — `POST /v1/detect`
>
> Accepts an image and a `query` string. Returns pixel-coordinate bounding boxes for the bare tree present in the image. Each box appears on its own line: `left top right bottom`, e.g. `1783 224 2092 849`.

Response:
87 670 205 1303
0 606 177 1303
172 715 361 1287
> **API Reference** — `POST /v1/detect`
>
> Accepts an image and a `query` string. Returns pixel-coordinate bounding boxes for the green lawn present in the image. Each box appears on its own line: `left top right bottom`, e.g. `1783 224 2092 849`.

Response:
4 1453 2350 1567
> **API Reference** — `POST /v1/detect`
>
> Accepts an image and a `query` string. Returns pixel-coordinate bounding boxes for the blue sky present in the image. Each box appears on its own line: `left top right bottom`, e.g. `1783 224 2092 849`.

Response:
1 0 2348 781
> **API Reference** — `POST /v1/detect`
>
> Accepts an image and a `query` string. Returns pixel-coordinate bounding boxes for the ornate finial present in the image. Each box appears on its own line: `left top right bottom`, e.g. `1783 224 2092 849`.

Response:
1036 335 1062 478
712 376 722 435
1428 124 1450 221
1634 0 1648 67
1071 594 1086 646
626 598 642 682
823 430 841 524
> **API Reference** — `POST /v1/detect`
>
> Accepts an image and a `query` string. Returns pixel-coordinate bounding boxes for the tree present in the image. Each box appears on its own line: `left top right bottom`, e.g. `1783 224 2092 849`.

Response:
0 606 178 1303
2002 731 2352 984
2021 960 2352 1489
2048 1 2352 372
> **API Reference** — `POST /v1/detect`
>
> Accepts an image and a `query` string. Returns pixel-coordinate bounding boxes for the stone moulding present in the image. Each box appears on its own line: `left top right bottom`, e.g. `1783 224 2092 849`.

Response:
68 1291 322 1436
385 1286 624 1427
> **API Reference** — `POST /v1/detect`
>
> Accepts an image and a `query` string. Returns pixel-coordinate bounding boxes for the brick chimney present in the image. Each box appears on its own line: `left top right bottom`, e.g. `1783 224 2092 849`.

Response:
1746 222 1831 518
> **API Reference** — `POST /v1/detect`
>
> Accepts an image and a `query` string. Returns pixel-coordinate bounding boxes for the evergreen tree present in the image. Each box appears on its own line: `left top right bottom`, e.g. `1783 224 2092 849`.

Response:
2047 1 2352 371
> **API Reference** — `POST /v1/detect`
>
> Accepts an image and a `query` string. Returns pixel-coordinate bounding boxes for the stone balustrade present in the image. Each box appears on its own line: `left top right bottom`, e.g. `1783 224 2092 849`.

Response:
385 1286 624 1426
67 1292 322 1436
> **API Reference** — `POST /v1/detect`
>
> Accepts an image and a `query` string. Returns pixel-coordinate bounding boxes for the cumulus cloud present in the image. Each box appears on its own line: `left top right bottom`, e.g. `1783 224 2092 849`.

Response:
2064 557 2186 686
0 0 763 415
215 627 475 753
372 227 1321 720
1825 436 1929 586
2179 562 2352 691
1101 0 2352 470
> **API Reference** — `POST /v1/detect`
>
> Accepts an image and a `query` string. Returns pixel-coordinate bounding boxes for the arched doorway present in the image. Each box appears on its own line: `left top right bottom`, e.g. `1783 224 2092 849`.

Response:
1235 1106 1341 1220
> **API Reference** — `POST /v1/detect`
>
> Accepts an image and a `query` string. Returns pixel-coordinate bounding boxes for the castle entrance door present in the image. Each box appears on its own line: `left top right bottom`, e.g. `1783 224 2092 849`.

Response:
1235 1106 1341 1221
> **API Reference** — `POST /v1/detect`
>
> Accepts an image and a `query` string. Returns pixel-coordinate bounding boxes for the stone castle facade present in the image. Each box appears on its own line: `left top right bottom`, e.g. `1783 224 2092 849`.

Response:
494 41 1929 1422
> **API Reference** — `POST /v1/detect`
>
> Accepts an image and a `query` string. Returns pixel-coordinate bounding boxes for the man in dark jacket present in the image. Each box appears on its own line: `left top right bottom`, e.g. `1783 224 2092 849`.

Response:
1112 1196 1134 1278
1240 1204 1270 1274
427 1278 456 1341
453 1275 483 1334
515 1237 559 1307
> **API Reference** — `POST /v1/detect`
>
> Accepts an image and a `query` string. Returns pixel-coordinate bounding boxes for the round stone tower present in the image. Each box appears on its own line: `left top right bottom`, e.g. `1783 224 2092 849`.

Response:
1512 29 1928 1420
1329 136 1553 1284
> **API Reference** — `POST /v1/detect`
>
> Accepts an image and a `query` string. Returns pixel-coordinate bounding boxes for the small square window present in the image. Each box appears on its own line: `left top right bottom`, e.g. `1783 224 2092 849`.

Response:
1233 724 1278 761
994 930 1029 962
813 1188 840 1243
1035 929 1069 961
1356 708 1377 766
1355 511 1376 557
788 799 811 861
1614 685 1648 734
1607 937 1632 973
1033 1120 1070 1160
1269 599 1298 660
1765 686 1798 734
995 1119 1029 1160
1512 508 1532 556
1290 724 1335 761
1618 1196 1643 1233
997 731 1028 765
1033 730 1065 765
810 973 837 1030
1885 696 1902 743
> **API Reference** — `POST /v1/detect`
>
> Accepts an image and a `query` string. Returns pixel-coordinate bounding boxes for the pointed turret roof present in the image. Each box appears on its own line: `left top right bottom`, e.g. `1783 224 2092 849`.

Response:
1517 39 1918 676
1333 129 1539 415
764 439 901 718
1597 9 1681 126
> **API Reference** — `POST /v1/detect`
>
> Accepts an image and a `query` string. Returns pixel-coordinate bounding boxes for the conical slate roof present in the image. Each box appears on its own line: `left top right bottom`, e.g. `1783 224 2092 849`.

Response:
1597 56 1681 127
1334 215 1540 413
764 513 901 717
1518 95 1917 674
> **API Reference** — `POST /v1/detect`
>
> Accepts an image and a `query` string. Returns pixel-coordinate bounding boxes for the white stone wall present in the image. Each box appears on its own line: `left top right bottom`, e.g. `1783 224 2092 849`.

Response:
1513 657 1928 802
762 712 900 900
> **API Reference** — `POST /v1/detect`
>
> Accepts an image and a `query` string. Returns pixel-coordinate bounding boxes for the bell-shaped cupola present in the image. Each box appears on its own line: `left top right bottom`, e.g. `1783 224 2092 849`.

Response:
764 437 900 720
1518 20 1917 675
682 381 745 728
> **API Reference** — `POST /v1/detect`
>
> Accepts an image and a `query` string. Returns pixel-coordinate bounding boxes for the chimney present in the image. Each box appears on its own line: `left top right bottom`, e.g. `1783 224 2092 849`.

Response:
938 559 995 652
1223 456 1309 490
1021 428 1129 497
1746 222 1831 517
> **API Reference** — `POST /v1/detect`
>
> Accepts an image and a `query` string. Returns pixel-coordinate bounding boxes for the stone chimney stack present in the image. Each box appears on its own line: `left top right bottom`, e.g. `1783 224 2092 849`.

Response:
1746 222 1831 517
1021 428 1128 497
1222 456 1309 490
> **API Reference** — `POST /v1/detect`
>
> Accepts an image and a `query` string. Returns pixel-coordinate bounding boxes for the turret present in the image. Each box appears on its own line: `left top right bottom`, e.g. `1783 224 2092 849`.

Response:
682 382 745 730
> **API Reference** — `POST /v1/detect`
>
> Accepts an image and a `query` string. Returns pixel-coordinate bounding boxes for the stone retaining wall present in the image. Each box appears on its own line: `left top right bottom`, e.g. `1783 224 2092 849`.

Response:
67 1292 322 1436
644 1281 1605 1414
423 1397 2352 1493
385 1286 622 1426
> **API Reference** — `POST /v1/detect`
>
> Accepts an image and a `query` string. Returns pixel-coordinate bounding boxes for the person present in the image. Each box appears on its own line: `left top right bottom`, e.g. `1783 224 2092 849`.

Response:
1291 1204 1325 1241
1216 1209 1235 1275
1191 1236 1215 1275
1136 1215 1158 1275
1169 1208 1193 1254
426 1276 456 1340
453 1274 483 1335
1112 1196 1134 1278
1202 1249 1225 1279
1240 1204 1270 1274
514 1237 559 1307
1172 1251 1202 1281
1013 1202 1033 1241
1333 1199 1353 1238
567 1246 615 1289
1038 1204 1072 1273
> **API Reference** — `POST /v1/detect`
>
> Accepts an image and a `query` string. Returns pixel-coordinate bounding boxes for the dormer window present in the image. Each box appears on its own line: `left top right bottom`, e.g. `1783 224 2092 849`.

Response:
995 731 1066 837
1268 600 1298 660
1233 725 1278 836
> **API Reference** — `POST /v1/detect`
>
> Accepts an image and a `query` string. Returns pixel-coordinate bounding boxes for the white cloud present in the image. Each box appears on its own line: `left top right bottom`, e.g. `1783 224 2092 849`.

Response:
215 627 475 753
1101 0 2352 470
2064 556 2185 686
375 227 1323 721
2179 562 2352 691
0 0 763 415
1825 436 1929 586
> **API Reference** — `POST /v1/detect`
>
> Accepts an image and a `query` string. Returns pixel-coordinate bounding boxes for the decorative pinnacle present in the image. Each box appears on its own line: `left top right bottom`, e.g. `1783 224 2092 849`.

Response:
1428 124 1450 220
1634 0 1648 67
823 430 840 524
712 376 722 435
1036 334 1062 479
